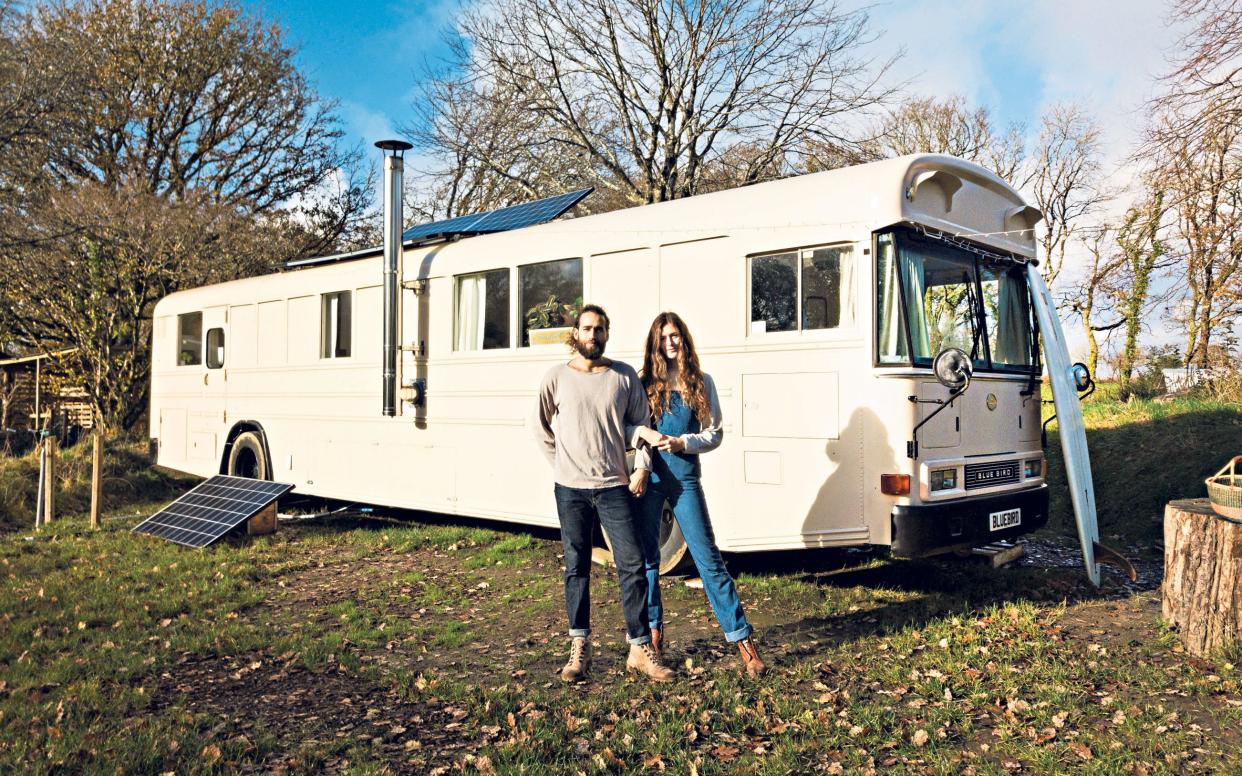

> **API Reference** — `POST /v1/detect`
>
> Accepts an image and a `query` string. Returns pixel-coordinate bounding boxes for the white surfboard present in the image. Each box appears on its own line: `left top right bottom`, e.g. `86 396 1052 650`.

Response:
1026 263 1100 586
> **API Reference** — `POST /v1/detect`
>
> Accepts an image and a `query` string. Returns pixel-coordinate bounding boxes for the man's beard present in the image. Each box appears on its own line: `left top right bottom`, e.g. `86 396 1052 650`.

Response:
573 336 605 359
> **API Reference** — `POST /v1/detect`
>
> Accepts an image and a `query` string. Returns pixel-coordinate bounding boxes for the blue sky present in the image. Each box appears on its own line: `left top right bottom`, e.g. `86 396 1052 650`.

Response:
240 0 1178 173
240 0 1183 362
240 1 1179 248
240 0 461 147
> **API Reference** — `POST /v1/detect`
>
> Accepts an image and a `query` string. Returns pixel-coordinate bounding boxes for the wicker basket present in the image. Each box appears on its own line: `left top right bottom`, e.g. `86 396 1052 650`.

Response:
1206 456 1242 520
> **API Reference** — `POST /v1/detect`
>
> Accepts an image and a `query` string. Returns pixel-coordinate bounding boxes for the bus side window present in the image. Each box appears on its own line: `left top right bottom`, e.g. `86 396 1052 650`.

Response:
206 328 225 369
749 244 854 334
178 312 202 366
750 252 797 333
455 268 511 350
520 257 582 346
802 246 854 330
321 291 352 358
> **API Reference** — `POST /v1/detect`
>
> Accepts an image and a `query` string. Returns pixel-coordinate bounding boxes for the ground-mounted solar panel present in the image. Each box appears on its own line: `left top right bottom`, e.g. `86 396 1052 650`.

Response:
132 475 293 548
402 187 592 242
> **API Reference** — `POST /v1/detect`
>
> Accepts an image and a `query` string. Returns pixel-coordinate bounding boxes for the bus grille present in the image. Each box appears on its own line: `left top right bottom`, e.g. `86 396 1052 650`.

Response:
964 460 1020 490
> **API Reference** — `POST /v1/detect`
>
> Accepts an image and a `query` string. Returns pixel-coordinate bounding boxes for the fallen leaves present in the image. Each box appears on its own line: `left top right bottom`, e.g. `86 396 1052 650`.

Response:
1070 741 1094 761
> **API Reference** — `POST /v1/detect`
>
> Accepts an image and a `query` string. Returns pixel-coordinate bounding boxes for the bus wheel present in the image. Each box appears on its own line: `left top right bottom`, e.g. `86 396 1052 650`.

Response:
597 499 691 575
227 431 270 480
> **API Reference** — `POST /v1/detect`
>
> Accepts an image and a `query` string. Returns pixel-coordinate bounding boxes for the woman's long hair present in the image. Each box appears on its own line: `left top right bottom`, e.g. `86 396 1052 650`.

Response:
641 312 712 426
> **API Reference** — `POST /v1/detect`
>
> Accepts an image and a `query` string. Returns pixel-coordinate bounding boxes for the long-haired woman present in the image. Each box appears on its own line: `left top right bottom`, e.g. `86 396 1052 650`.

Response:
632 311 765 677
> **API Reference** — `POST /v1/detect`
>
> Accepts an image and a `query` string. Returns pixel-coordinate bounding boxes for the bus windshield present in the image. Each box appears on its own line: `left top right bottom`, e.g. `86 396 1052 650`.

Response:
876 229 1037 372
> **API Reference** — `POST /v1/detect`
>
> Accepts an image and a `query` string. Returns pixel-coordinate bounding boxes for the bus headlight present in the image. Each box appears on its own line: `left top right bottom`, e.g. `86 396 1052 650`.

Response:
929 468 957 491
1024 458 1043 479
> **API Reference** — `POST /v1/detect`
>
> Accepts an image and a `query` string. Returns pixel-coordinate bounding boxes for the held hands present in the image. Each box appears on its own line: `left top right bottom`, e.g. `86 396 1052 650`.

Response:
655 435 686 454
637 426 686 454
628 468 649 498
637 426 664 447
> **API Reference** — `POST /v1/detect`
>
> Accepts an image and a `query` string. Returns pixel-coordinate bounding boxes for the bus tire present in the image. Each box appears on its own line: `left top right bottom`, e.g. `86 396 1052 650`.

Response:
227 431 270 481
597 498 691 575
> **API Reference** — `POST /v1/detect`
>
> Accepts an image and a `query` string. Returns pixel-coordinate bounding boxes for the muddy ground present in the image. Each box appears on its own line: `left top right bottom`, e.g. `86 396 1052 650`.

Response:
141 522 1196 773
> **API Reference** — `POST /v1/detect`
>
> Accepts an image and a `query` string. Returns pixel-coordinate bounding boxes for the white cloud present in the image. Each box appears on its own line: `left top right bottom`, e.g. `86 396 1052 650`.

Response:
857 1 1194 367
865 0 1182 174
342 101 400 148
375 0 465 104
864 0 1000 108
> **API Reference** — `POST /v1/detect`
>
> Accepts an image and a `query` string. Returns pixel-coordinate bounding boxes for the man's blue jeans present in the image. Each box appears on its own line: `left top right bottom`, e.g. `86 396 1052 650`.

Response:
553 483 652 645
636 479 753 642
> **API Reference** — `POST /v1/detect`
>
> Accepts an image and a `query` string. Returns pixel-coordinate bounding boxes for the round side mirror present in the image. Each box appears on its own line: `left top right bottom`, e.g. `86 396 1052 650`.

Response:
1071 362 1091 392
933 347 972 392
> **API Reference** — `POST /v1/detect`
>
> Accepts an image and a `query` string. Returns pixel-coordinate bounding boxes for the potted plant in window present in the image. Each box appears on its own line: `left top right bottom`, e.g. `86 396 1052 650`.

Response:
525 295 580 346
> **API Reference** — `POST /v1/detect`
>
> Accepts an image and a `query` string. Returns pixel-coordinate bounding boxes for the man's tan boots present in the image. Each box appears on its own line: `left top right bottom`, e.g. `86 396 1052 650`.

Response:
651 627 664 657
737 637 766 678
627 642 675 682
560 636 591 682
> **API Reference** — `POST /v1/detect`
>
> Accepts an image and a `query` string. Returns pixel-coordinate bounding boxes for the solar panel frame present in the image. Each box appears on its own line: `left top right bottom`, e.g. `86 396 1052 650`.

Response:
402 187 592 242
132 475 293 548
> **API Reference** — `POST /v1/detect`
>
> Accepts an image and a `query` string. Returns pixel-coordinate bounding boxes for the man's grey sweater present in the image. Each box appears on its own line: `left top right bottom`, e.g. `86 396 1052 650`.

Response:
533 361 650 489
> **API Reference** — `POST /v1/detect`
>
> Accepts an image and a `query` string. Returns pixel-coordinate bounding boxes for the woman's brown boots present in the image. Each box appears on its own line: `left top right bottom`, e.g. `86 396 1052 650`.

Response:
737 637 766 677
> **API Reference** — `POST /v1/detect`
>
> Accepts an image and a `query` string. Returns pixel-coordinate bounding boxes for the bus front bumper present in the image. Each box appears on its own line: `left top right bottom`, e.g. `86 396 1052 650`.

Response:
890 484 1049 558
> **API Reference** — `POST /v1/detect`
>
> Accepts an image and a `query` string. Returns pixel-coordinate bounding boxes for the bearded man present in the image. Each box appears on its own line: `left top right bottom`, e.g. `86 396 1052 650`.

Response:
533 304 674 683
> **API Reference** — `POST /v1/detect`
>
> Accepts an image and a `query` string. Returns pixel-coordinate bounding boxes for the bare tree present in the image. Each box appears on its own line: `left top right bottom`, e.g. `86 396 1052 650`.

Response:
0 0 372 430
1142 1 1242 371
409 0 899 213
0 2 80 217
408 77 605 218
1158 108 1242 369
1063 225 1127 377
1027 103 1109 287
1 183 281 430
1149 0 1242 174
27 0 354 217
1114 192 1169 397
866 94 1026 182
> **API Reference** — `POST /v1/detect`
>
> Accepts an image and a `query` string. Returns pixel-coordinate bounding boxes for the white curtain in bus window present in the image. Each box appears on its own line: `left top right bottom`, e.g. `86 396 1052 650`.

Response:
520 258 582 346
899 240 933 357
455 269 510 350
750 253 797 333
801 246 854 329
876 235 908 362
320 291 352 358
979 264 1033 367
177 312 202 366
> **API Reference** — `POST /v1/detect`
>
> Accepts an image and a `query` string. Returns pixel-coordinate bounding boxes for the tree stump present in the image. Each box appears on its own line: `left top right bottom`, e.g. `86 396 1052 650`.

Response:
1163 498 1242 657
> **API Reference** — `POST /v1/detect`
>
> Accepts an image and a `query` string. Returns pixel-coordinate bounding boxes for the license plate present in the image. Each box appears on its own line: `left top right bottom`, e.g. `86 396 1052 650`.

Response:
989 508 1021 531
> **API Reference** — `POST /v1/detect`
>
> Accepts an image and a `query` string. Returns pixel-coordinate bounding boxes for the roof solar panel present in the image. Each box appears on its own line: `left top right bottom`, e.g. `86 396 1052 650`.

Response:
402 187 592 242
132 475 293 548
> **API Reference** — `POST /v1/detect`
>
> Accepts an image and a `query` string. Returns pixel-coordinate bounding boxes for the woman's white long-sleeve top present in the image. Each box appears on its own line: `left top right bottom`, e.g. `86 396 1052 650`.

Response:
679 373 724 454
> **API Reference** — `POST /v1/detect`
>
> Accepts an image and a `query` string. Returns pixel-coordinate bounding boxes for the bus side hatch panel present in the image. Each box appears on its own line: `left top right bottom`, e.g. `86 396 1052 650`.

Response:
741 372 839 440
918 382 960 448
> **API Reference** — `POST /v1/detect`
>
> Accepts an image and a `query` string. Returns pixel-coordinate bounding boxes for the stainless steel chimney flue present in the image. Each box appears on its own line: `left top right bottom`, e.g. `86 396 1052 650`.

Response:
376 139 413 418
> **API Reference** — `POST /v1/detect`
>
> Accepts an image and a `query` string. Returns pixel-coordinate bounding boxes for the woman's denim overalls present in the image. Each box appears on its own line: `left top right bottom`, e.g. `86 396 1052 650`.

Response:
636 391 752 642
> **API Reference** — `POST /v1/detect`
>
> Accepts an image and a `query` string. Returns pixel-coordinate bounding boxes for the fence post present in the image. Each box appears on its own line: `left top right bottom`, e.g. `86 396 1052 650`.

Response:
43 433 56 525
34 437 45 531
89 423 103 530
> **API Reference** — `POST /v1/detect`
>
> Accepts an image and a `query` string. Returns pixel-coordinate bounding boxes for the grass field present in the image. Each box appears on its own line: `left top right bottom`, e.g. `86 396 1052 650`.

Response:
1 390 1240 773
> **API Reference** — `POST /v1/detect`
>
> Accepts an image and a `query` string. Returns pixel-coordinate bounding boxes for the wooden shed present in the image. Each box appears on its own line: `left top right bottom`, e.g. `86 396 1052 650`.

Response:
0 349 91 453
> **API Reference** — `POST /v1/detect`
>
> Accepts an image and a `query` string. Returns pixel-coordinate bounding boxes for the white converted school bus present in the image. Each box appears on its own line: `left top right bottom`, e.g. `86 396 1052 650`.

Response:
150 153 1052 569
